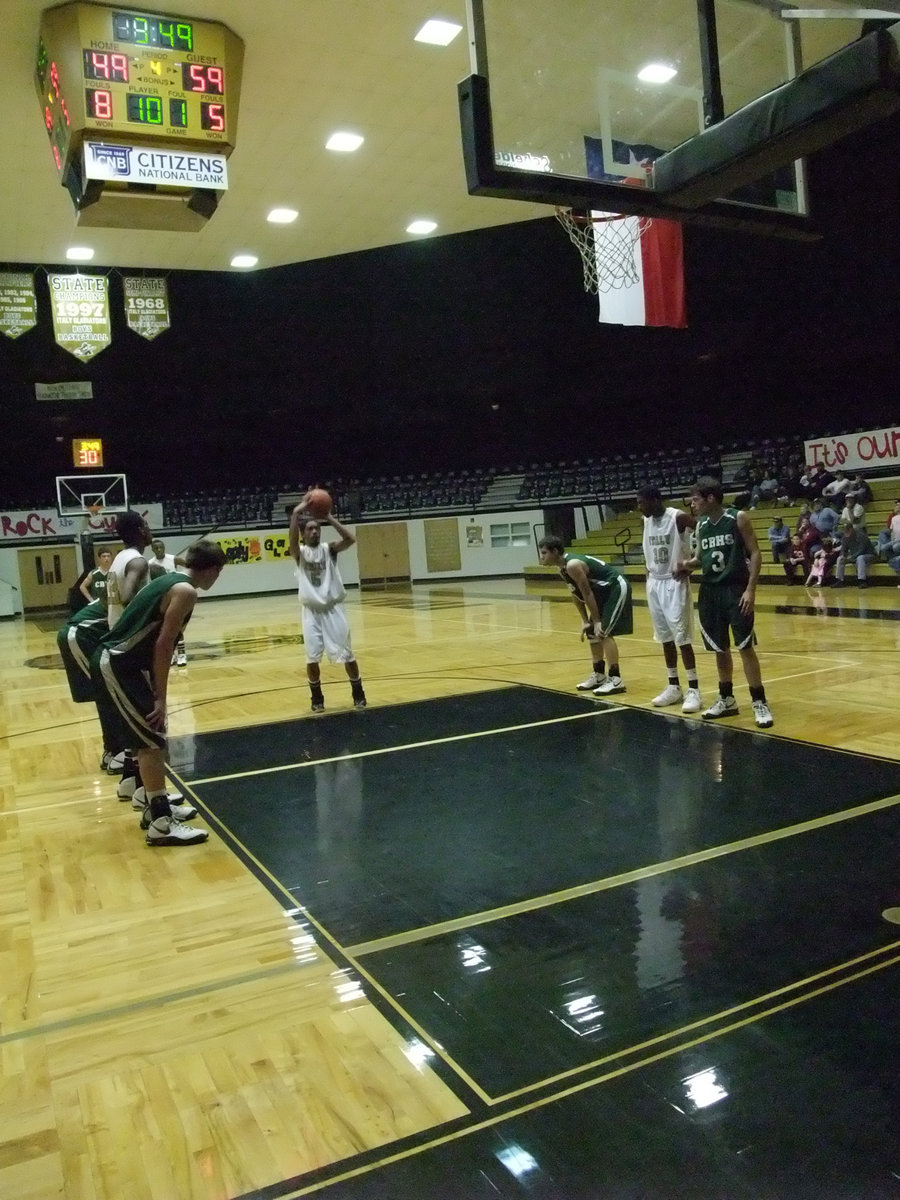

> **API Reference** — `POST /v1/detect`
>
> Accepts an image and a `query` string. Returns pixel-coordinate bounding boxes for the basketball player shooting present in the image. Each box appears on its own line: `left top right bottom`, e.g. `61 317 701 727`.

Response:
288 489 367 713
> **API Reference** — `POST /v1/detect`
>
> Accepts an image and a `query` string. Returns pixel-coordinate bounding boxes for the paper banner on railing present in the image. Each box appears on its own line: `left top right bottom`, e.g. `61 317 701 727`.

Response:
48 273 111 361
0 272 37 339
263 534 291 560
214 535 264 565
122 276 170 341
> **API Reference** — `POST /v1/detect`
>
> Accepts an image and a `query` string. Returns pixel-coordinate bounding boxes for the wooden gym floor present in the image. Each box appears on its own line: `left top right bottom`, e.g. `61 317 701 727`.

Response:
1 578 899 1199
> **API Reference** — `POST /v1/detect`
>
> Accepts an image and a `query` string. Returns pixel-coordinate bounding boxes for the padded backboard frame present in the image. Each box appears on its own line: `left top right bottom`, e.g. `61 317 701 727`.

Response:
458 0 888 240
56 473 129 516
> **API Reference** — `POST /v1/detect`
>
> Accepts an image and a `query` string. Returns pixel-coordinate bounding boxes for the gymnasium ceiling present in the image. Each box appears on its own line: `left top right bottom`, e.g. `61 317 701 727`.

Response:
2 0 896 273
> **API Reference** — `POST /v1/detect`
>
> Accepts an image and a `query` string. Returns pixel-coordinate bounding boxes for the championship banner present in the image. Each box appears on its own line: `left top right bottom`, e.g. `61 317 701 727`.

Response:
0 272 37 339
48 273 111 361
122 276 170 341
805 426 900 472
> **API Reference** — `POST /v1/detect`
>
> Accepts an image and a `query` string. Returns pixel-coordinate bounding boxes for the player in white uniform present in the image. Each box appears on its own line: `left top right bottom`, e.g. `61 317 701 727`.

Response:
106 511 151 629
289 497 367 713
637 485 702 713
148 538 189 664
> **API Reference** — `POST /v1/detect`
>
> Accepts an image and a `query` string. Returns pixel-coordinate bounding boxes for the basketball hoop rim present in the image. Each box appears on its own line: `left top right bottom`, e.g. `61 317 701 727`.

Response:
555 207 640 225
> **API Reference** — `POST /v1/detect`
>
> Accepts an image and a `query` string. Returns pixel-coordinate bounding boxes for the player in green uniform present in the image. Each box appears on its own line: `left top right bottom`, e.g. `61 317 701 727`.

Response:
78 549 113 605
538 536 633 695
91 539 226 845
56 597 127 773
677 478 773 728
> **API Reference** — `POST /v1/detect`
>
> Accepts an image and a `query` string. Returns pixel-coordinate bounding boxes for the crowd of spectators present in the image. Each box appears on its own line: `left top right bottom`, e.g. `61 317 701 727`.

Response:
765 483 899 587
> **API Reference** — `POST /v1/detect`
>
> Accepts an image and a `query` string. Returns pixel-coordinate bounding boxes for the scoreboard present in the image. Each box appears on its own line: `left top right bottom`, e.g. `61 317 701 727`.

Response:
35 4 244 187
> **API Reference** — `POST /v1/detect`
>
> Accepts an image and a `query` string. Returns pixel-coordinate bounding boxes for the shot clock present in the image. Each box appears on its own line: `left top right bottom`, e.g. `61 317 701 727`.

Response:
35 3 243 228
72 438 104 469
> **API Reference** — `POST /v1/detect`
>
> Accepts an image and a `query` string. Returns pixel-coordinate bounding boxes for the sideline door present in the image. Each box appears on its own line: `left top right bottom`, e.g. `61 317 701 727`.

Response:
355 523 411 586
17 546 78 610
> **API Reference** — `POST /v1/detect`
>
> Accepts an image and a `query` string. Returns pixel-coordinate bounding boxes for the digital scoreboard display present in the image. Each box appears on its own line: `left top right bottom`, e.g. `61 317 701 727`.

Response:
35 3 243 177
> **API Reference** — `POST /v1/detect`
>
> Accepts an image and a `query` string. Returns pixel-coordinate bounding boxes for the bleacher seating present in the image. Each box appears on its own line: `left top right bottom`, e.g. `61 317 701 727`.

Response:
0 426 895 536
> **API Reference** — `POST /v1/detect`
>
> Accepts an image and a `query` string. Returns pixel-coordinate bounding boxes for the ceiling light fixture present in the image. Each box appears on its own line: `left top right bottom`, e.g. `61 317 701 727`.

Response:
637 63 678 83
267 207 298 224
230 254 258 268
326 131 364 152
414 19 463 46
406 219 437 235
66 246 94 261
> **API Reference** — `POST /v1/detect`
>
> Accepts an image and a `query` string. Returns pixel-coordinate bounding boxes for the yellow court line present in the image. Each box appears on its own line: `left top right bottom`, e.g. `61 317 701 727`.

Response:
186 706 625 786
346 790 900 957
488 937 900 1104
167 774 495 1105
283 951 900 1198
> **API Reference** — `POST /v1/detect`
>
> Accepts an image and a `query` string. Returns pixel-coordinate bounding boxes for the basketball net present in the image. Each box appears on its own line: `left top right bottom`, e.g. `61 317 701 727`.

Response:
555 208 652 295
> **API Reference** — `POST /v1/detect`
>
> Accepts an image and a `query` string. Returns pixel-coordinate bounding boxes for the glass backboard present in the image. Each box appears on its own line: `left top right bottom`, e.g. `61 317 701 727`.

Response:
461 0 894 234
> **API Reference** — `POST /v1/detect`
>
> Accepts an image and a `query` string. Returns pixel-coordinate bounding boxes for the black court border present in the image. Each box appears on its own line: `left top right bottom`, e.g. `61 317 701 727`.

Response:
166 684 900 1199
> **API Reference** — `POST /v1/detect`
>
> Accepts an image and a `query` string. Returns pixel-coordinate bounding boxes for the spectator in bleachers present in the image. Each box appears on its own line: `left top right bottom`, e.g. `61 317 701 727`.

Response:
794 502 811 532
805 545 832 588
838 497 867 533
822 470 852 507
799 464 828 500
846 473 873 507
832 521 876 588
786 534 808 583
767 517 791 570
778 463 803 505
809 499 839 542
750 471 779 508
875 499 900 561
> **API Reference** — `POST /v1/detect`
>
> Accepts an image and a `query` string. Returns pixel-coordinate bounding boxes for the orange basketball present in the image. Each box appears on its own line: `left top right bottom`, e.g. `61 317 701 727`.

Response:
305 488 332 519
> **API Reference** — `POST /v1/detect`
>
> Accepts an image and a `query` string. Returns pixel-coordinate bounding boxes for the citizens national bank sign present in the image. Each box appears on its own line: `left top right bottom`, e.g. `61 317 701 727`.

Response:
83 141 228 188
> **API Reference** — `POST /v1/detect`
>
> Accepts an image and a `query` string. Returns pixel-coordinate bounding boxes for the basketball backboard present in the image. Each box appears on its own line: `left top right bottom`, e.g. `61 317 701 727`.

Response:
56 473 129 517
460 0 900 236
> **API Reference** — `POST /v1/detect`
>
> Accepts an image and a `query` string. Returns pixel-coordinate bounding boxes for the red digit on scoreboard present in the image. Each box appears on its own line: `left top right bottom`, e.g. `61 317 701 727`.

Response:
207 66 223 93
201 102 225 131
91 50 110 78
89 89 113 119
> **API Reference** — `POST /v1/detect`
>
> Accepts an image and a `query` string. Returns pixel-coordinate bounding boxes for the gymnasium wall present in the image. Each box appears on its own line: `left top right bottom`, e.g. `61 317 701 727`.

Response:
0 509 548 615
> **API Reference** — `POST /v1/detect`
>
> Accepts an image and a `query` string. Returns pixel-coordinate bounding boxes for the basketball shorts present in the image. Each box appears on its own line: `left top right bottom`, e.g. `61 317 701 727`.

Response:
302 603 354 664
697 582 755 652
57 615 109 703
595 576 633 637
646 576 694 646
90 648 167 753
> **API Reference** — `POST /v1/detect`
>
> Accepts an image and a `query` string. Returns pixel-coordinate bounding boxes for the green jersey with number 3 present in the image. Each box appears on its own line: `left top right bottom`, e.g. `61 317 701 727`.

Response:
696 510 749 586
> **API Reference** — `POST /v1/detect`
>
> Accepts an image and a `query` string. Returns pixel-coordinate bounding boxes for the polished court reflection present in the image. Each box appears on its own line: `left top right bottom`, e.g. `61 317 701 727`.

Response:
169 683 900 1199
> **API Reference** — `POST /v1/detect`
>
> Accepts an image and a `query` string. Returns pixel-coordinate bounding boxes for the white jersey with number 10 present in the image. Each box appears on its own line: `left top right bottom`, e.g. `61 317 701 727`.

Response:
642 507 689 579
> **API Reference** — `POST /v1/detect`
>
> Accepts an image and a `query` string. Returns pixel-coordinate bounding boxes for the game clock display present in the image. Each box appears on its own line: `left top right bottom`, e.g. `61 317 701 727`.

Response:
36 3 243 174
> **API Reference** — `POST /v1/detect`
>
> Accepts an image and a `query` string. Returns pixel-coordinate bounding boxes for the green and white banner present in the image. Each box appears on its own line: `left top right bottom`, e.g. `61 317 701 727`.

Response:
0 272 37 339
48 273 111 361
122 276 170 340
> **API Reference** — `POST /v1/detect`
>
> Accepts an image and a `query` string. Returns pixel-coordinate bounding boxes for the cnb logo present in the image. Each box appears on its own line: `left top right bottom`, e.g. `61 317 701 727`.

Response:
90 143 132 176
